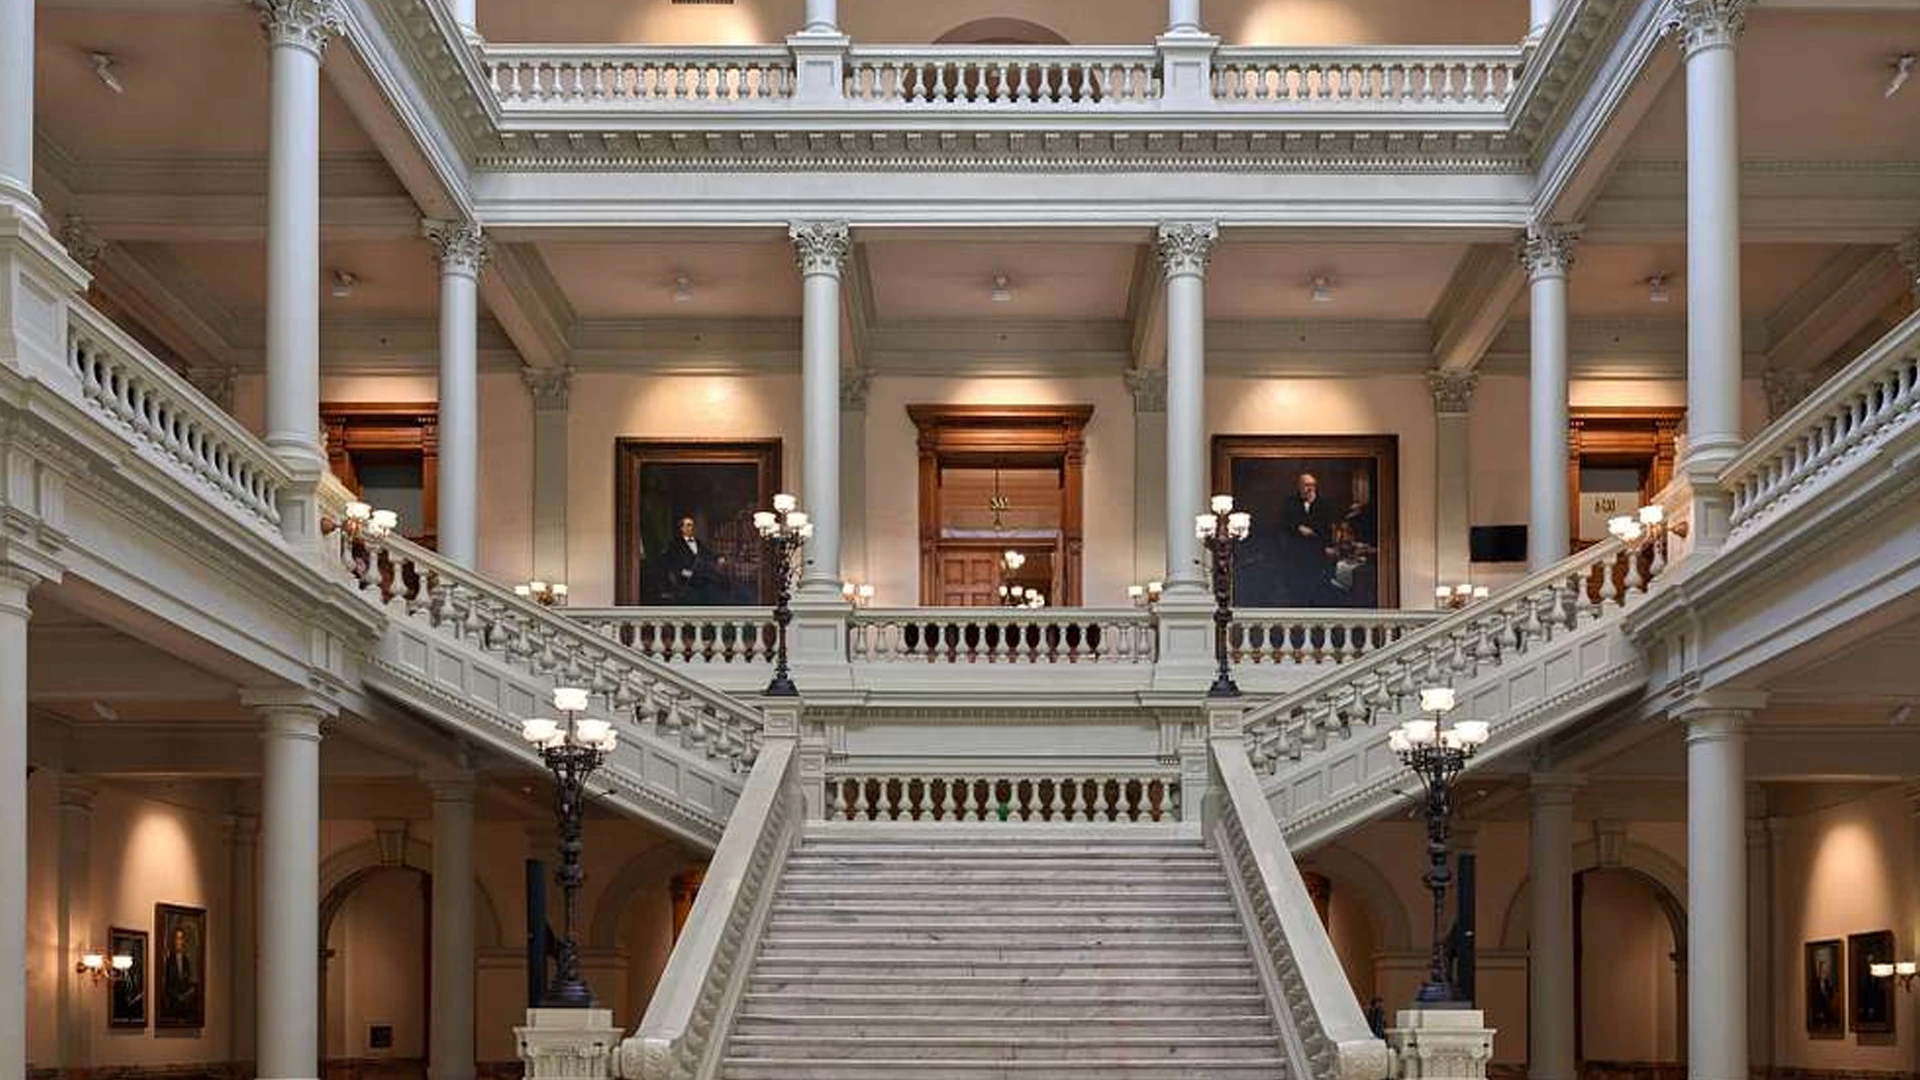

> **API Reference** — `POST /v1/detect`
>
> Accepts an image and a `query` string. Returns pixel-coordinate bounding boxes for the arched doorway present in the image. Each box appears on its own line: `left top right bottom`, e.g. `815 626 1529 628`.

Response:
322 866 431 1079
1575 868 1686 1074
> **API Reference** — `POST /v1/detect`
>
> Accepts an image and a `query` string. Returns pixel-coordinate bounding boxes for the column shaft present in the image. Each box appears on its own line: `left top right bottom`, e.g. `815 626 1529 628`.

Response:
263 31 324 477
803 0 836 32
1522 227 1574 571
791 222 849 596
57 778 96 1070
430 783 477 1080
252 696 328 1080
1158 223 1217 595
1168 0 1201 33
0 0 37 213
427 221 486 569
1529 0 1557 41
0 571 37 1080
1528 778 1577 1080
1685 707 1748 1080
448 0 476 36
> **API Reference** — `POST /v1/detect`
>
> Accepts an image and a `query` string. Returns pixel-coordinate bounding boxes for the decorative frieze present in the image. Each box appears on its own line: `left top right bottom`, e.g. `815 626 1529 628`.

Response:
1155 221 1219 279
789 220 850 277
1661 0 1752 56
1124 367 1167 413
252 0 345 57
1516 223 1578 279
522 366 573 411
1427 370 1478 416
423 218 489 278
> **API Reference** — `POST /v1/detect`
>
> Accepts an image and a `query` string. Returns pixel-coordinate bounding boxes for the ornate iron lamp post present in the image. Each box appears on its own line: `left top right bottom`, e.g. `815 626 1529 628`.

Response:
1388 687 1490 1004
519 686 618 1008
1195 494 1251 698
753 493 811 697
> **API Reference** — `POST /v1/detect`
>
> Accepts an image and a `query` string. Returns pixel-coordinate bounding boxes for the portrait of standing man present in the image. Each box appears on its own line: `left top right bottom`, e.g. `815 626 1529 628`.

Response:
154 903 206 1029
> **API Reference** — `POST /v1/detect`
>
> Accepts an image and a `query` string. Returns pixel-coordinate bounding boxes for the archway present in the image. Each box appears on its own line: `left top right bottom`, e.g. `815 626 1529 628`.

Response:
1301 843 1415 1016
586 841 708 1020
933 18 1070 45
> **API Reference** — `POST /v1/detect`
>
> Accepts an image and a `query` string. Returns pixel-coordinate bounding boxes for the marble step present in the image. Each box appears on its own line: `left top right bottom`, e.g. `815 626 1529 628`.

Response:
781 865 1223 882
769 898 1240 919
719 1058 1288 1079
738 990 1271 1018
752 953 1259 976
786 851 1223 868
746 972 1264 998
775 882 1229 902
730 1013 1277 1040
768 912 1243 932
724 1034 1283 1062
762 929 1252 950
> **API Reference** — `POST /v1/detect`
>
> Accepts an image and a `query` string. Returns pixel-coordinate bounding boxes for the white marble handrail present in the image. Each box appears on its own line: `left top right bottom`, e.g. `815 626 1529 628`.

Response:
1212 733 1389 1080
1212 45 1522 108
1723 309 1920 536
1229 610 1439 666
486 45 795 105
64 302 289 533
1240 532 1665 770
825 771 1179 823
623 737 799 1080
844 46 1160 107
847 607 1155 664
335 530 767 775
569 607 776 666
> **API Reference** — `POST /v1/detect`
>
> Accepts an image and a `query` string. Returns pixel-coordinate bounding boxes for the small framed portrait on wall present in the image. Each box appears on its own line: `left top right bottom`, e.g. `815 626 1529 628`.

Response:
107 926 148 1029
154 903 206 1030
1212 435 1400 609
1805 938 1844 1037
1850 930 1896 1035
615 439 782 606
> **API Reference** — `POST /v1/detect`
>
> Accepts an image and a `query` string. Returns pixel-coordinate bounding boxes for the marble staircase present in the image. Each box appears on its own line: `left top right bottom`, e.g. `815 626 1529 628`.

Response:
717 825 1292 1079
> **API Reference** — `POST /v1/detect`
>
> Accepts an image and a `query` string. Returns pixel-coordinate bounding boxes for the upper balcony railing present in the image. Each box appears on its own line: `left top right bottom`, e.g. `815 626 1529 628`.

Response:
481 41 1524 118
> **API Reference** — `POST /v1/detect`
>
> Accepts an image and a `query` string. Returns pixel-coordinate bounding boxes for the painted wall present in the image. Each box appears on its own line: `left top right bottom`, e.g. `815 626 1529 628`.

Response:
326 869 429 1061
1579 869 1681 1063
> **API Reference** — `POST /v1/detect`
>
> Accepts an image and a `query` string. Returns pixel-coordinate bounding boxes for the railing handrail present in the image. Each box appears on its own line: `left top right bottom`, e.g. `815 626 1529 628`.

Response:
1212 734 1388 1080
1241 535 1632 730
370 534 761 728
625 738 798 1079
1721 308 1920 530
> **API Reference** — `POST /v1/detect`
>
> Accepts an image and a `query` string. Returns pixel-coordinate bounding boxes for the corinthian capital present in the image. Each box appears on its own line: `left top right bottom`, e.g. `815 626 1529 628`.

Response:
1517 223 1579 279
253 0 346 57
1124 367 1167 413
1427 370 1479 416
423 218 489 278
1898 230 1920 301
1662 0 1752 56
521 366 573 411
1155 221 1219 279
789 221 851 277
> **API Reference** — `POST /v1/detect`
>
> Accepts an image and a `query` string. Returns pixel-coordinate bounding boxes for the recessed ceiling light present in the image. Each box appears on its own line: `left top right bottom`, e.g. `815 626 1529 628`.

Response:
331 270 357 299
1309 275 1332 304
989 273 1011 303
1887 53 1915 99
1647 273 1671 304
90 52 123 95
673 274 693 303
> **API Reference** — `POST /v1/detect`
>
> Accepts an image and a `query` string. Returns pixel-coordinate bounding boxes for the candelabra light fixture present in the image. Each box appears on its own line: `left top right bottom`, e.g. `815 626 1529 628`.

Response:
515 580 569 607
1127 580 1165 608
1873 960 1919 991
518 685 617 1009
1196 494 1252 698
1607 502 1685 582
76 950 135 985
753 493 811 697
997 549 1045 608
325 500 399 560
1434 583 1489 610
1388 686 1490 1005
840 581 876 608
988 465 1012 532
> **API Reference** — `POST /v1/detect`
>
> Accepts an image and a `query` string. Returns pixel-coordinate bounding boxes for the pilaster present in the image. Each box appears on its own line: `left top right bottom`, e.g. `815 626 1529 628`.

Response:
1127 367 1169 588
524 366 573 584
840 368 869 591
56 774 97 1071
224 807 260 1066
1428 370 1477 590
1899 230 1920 303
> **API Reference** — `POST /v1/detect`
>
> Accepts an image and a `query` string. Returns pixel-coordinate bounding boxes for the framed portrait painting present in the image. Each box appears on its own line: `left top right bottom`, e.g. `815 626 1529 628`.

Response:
107 926 148 1029
1212 435 1400 609
153 903 206 1030
1850 930 1896 1034
1805 938 1844 1037
615 439 782 606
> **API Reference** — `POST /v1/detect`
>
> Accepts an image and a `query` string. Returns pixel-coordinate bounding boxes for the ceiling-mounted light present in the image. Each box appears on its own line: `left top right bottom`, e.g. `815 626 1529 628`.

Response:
672 274 693 303
989 273 1012 303
1887 53 1915 99
1309 275 1332 304
1647 273 1671 304
330 270 357 299
90 52 123 94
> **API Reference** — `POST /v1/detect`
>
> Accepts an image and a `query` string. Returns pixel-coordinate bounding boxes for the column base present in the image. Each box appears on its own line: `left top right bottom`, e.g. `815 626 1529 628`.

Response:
1387 1008 1495 1079
516 1008 622 1080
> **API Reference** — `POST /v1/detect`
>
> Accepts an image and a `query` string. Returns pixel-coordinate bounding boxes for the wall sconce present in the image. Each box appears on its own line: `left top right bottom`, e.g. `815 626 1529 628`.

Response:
1435 583 1488 610
516 580 569 607
1872 960 1918 992
1128 581 1164 608
840 581 875 608
77 950 134 985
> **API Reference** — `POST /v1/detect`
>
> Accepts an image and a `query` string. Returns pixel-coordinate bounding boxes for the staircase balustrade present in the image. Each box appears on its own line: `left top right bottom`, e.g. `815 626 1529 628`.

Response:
1723 309 1920 538
64 303 288 534
624 735 800 1080
571 608 778 667
1211 46 1521 108
1229 610 1438 666
1211 727 1391 1080
825 773 1180 824
1240 531 1667 774
847 607 1154 665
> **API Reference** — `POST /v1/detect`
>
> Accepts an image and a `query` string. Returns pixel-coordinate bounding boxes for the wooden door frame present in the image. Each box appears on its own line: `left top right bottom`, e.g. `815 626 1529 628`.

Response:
320 401 440 548
907 404 1093 607
1567 406 1685 551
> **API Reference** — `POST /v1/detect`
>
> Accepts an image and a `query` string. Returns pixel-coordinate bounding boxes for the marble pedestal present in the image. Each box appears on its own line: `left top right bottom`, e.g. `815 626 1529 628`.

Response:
1388 1008 1496 1079
516 1008 623 1080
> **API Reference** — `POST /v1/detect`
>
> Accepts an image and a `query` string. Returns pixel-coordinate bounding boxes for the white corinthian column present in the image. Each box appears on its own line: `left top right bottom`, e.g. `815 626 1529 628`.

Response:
1156 221 1218 599
425 219 488 568
789 221 850 598
1519 224 1576 570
